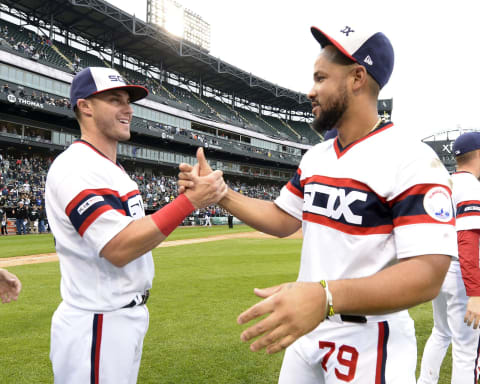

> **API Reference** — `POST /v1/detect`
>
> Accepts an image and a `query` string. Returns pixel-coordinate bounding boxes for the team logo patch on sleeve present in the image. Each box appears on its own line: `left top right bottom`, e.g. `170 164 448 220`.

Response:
423 187 453 222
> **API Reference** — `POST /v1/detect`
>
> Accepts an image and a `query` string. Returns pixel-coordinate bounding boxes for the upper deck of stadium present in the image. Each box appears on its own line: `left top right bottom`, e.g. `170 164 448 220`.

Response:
0 0 392 146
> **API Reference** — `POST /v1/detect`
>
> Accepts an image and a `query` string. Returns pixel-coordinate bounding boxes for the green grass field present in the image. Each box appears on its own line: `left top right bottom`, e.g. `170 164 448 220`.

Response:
0 225 452 383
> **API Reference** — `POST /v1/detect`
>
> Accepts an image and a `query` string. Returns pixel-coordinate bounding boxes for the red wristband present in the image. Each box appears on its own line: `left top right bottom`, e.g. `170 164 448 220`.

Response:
151 194 195 236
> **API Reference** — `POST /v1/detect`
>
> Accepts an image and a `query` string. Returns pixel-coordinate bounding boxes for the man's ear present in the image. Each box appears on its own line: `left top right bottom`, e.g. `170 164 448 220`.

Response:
350 65 368 93
77 98 93 118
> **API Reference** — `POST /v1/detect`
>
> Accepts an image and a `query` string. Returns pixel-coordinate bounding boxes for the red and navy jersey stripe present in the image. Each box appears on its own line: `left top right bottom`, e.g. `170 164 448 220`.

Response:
457 200 480 219
390 184 454 226
286 168 303 198
375 321 389 384
90 313 103 384
65 188 140 236
298 176 453 235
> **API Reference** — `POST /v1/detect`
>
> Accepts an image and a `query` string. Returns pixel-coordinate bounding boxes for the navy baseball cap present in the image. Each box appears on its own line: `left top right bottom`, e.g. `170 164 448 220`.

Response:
70 67 148 110
311 25 394 89
453 132 480 156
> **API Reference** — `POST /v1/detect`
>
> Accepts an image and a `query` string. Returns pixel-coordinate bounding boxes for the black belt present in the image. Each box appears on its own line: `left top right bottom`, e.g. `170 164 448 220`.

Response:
340 314 367 323
122 290 150 308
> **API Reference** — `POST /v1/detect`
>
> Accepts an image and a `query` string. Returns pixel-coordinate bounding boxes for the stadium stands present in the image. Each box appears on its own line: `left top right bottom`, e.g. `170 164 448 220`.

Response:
289 120 322 144
262 115 301 142
0 19 64 68
0 16 319 145
0 148 283 231
55 40 106 71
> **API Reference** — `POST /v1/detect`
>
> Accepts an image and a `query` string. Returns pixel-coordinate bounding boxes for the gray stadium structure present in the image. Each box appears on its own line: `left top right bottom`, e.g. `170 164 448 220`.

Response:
422 129 480 174
0 0 393 189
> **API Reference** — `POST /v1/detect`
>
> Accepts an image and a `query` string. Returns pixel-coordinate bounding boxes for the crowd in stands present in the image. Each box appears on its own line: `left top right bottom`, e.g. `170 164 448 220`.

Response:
133 171 281 219
1 24 52 62
0 151 51 235
0 150 283 234
2 82 71 110
122 73 167 100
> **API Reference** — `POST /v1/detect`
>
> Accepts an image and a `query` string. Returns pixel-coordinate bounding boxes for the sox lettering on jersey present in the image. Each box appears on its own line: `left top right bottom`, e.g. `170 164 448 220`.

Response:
304 184 367 225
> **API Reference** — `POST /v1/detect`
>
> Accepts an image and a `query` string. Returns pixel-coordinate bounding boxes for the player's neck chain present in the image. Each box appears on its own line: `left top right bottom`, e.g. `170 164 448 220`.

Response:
368 118 382 134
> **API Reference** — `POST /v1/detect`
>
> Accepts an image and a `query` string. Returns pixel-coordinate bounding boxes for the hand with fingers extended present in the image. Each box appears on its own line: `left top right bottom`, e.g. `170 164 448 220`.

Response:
464 296 480 329
0 268 22 304
178 147 214 195
182 148 227 208
237 282 327 354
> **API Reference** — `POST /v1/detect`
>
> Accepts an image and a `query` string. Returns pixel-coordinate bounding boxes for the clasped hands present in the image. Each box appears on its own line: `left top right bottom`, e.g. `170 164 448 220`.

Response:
178 148 327 353
179 147 227 209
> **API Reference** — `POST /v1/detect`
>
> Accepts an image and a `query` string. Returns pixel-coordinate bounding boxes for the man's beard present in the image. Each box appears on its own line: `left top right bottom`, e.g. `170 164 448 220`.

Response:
312 86 348 135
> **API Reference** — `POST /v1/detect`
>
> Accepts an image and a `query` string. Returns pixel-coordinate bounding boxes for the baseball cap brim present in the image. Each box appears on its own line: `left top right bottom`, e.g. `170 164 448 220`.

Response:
311 26 356 62
88 84 148 103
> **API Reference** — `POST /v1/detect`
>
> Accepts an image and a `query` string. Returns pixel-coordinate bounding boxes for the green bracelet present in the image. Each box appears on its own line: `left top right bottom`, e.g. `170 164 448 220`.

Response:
319 280 335 317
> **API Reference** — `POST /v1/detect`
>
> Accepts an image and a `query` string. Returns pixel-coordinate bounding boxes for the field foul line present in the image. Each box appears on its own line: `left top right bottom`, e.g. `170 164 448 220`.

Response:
0 231 298 268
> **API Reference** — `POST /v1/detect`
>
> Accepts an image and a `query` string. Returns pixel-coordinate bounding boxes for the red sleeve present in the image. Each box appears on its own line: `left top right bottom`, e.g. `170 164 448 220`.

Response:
458 229 480 296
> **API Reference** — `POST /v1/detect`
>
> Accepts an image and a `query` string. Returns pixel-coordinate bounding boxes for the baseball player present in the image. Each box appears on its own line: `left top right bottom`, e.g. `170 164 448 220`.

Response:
13 200 28 235
45 67 227 384
418 132 480 384
204 210 212 226
179 25 457 383
0 268 21 303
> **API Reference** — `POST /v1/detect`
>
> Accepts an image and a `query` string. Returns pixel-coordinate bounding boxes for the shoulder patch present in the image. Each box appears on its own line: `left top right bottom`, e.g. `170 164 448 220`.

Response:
423 187 453 222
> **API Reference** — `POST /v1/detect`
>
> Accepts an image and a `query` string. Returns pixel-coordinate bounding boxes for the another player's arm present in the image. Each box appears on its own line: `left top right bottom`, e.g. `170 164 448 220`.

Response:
179 148 301 238
101 168 227 267
237 253 450 354
218 188 301 237
457 229 480 328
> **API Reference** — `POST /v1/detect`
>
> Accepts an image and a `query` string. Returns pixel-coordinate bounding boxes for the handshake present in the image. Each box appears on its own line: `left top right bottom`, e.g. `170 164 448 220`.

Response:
177 147 228 209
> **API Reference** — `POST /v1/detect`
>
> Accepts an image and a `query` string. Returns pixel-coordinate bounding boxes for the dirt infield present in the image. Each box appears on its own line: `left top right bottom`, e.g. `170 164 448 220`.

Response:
0 230 302 268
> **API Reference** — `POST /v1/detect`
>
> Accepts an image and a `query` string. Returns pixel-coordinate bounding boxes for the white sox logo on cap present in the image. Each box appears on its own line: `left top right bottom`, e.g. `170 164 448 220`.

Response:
70 67 148 110
310 24 394 89
340 26 355 36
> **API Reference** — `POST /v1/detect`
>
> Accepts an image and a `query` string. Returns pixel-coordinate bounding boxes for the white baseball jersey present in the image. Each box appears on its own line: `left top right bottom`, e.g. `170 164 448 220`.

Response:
45 140 154 311
419 171 480 384
276 122 457 304
274 121 458 384
453 171 480 230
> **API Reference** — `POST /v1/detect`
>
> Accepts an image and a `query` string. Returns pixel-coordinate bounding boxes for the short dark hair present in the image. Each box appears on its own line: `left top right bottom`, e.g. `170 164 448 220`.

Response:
323 45 380 97
323 44 356 66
